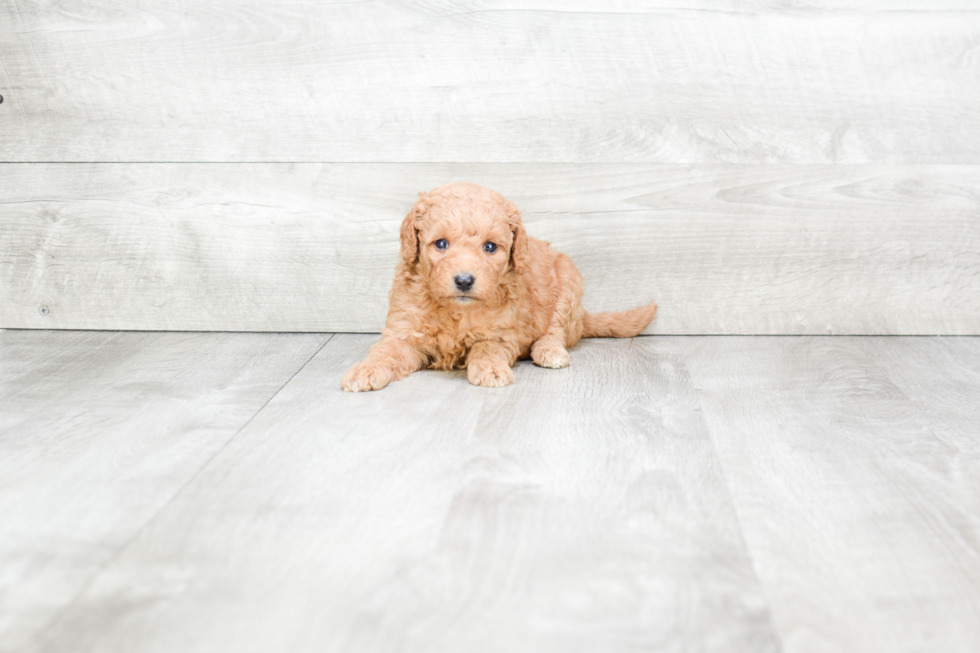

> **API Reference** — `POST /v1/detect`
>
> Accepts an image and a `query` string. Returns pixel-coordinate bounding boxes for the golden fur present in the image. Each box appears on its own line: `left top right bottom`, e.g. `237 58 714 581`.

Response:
342 182 657 391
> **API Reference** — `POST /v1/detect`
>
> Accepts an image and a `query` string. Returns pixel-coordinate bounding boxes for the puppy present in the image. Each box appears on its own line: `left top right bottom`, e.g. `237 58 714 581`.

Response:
342 183 656 391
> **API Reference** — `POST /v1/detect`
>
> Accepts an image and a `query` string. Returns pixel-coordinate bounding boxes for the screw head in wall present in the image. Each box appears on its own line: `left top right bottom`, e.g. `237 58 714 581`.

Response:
0 94 4 104
38 305 49 316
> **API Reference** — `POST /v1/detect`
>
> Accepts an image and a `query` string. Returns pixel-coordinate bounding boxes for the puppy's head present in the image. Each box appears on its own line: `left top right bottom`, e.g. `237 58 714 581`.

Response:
399 182 528 307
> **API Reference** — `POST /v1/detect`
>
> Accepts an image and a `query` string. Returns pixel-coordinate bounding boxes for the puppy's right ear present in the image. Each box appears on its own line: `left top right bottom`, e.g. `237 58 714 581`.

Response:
399 192 430 266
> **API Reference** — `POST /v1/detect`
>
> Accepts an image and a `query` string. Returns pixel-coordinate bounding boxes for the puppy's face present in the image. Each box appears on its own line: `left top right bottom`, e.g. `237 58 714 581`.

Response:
416 200 516 307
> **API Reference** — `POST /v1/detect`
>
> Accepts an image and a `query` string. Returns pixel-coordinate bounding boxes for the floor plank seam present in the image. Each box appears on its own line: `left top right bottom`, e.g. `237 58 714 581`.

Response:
688 384 788 653
21 332 336 651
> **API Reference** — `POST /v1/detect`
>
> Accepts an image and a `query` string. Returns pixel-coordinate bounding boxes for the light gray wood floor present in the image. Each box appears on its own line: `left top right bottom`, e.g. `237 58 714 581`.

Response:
1 330 978 653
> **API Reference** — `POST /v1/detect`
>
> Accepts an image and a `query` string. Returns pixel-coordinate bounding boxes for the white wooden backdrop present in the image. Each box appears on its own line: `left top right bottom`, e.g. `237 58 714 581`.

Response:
1 1 978 333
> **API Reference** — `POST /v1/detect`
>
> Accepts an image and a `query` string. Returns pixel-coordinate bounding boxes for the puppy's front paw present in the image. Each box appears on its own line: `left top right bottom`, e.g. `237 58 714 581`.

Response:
531 343 570 369
342 362 393 392
467 359 514 388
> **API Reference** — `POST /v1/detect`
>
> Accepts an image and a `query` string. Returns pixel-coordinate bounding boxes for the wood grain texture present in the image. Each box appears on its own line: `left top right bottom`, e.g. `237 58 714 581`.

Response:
0 329 329 653
682 336 980 653
854 337 980 455
2 163 978 334
25 334 778 653
1 1 978 163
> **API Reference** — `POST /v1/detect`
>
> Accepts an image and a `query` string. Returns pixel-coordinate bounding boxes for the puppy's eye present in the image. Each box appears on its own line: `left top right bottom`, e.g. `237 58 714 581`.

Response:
483 241 498 253
434 239 448 250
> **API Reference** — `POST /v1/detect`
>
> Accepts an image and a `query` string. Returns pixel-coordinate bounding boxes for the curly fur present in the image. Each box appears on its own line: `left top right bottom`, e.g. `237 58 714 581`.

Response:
342 182 657 391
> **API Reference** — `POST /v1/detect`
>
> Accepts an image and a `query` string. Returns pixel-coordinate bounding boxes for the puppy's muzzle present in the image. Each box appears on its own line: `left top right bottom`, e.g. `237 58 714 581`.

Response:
454 273 475 292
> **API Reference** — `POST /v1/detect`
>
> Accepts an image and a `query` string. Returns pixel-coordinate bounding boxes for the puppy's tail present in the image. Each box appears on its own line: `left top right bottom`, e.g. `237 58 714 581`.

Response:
583 301 657 338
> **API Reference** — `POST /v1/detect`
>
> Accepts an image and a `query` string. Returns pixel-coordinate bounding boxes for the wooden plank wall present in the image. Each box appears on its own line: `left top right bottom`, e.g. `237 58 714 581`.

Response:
1 1 978 333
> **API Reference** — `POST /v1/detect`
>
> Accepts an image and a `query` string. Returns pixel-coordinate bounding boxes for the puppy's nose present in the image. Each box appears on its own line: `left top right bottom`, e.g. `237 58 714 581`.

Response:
454 273 475 292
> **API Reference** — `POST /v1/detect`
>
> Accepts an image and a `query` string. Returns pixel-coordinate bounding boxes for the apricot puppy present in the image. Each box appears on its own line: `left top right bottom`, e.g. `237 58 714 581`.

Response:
342 183 656 391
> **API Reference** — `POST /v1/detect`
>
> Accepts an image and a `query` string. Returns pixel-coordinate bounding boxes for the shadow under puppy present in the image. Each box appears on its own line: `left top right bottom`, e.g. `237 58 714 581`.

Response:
342 182 657 391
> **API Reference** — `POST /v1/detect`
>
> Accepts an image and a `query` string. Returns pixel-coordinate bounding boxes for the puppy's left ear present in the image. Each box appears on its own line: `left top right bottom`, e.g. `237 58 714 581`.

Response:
399 192 431 266
506 200 529 274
